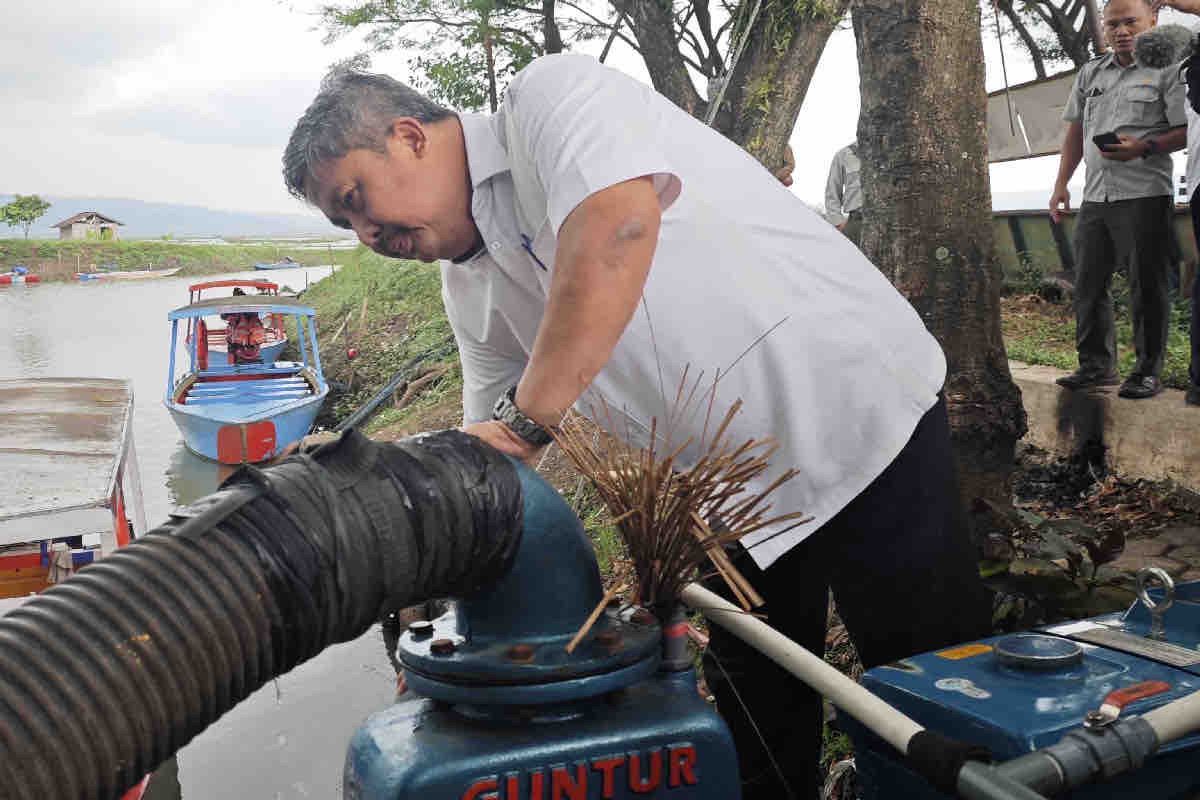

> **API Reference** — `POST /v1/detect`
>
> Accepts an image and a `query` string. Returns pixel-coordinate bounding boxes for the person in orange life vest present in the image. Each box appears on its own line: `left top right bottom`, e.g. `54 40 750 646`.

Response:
224 288 266 364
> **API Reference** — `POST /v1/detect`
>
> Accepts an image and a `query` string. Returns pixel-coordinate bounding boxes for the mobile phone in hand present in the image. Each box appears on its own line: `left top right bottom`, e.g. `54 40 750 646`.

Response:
1092 131 1121 151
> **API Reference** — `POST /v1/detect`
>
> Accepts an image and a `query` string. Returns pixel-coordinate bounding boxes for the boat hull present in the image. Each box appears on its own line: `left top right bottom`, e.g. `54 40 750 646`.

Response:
0 274 39 285
166 388 326 465
77 267 182 281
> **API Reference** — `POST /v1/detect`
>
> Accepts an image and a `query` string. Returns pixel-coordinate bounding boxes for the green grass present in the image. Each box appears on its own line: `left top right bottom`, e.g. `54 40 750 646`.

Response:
0 237 351 279
301 247 460 428
1002 293 1193 390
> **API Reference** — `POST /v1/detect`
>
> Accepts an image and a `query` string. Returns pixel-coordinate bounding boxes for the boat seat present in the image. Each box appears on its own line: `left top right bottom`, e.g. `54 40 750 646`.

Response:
187 387 311 400
189 378 308 392
187 382 310 395
184 389 312 406
198 363 302 378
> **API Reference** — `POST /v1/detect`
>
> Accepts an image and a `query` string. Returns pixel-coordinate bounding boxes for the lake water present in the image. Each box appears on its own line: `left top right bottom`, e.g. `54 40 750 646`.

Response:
0 266 399 799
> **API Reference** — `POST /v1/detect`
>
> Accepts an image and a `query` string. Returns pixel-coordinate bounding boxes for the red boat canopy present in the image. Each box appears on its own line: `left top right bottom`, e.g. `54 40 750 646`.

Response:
188 279 279 299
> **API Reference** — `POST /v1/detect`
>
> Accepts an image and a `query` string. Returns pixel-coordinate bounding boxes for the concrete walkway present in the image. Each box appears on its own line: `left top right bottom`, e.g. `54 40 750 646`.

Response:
1012 361 1200 493
1011 361 1200 582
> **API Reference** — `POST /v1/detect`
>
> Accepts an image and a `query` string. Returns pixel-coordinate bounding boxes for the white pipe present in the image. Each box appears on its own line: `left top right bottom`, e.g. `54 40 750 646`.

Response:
681 582 925 755
1141 688 1200 746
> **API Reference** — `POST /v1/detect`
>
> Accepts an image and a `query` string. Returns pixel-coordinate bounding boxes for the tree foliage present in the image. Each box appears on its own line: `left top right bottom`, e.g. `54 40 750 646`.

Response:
318 0 600 111
989 0 1102 79
1 195 51 240
314 0 849 174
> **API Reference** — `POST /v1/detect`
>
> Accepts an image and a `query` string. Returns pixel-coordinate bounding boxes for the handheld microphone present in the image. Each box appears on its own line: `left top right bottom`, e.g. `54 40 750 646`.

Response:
1134 24 1197 68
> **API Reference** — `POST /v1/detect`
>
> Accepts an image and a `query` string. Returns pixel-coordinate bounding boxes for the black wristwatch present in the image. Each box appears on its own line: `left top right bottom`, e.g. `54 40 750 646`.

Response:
492 386 554 447
1142 138 1160 158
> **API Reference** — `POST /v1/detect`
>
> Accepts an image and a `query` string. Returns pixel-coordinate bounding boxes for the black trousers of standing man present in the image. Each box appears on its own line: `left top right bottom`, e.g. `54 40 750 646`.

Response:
701 394 993 800
1072 197 1173 379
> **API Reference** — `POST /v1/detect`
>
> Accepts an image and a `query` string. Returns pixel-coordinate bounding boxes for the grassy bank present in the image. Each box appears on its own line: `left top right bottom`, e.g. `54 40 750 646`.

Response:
1001 292 1192 388
301 248 462 432
0 238 351 281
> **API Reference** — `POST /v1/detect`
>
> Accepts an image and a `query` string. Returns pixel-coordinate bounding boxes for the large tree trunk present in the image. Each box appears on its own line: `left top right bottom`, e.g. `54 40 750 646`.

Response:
852 0 1027 544
715 0 850 170
614 0 705 115
618 0 847 178
483 29 499 113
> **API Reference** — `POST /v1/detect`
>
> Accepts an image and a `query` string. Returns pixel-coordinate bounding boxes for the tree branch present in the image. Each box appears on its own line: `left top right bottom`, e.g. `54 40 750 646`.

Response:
997 0 1046 79
691 0 724 73
560 0 642 50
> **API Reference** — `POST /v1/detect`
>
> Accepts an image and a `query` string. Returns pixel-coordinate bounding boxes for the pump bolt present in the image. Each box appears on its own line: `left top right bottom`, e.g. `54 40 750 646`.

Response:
506 644 536 663
408 620 434 639
430 638 456 655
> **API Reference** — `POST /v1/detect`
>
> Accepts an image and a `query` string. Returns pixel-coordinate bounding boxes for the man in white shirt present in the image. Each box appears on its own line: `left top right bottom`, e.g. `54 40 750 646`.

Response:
284 56 991 798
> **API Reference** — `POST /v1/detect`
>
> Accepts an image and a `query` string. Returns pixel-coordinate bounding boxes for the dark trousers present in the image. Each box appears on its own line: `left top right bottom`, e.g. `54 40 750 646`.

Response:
702 395 992 799
1072 197 1173 378
1189 188 1200 389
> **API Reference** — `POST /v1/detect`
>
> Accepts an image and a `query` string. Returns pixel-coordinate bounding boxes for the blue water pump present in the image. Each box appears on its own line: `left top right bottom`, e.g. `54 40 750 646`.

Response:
844 571 1200 798
344 463 742 799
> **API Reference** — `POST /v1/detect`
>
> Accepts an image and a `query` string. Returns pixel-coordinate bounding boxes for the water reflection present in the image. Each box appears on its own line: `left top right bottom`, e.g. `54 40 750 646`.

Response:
165 444 227 508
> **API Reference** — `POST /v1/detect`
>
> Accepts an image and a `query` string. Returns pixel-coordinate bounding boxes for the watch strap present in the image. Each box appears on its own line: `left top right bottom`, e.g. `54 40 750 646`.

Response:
492 386 554 447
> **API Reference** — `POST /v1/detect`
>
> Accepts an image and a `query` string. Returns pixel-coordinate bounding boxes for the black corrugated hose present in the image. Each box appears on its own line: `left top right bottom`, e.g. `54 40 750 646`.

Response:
0 429 523 800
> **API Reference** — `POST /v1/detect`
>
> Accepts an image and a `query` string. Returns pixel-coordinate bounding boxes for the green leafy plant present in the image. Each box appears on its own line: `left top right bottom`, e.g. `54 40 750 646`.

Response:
1 195 52 240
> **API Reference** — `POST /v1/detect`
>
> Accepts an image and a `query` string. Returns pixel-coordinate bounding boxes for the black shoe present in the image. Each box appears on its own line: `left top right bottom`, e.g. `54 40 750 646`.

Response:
1187 387 1200 406
1118 374 1162 399
1055 370 1120 390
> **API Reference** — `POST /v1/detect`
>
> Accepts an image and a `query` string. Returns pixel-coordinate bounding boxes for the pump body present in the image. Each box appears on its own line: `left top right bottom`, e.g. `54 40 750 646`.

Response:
844 580 1200 798
346 669 737 799
344 459 742 799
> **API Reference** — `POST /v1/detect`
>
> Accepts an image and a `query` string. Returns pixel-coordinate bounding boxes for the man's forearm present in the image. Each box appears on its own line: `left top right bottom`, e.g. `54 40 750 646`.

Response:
1153 126 1188 155
515 177 661 428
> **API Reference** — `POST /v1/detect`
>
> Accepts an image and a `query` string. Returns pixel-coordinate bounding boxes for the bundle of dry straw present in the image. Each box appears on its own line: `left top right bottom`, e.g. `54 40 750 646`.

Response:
554 386 810 618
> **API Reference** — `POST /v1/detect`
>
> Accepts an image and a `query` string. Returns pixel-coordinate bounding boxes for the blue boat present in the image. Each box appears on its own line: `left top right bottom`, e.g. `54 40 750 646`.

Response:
164 296 328 465
253 256 299 271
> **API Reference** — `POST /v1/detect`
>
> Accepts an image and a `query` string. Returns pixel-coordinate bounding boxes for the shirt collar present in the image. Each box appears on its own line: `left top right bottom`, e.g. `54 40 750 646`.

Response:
458 112 510 189
1099 52 1144 70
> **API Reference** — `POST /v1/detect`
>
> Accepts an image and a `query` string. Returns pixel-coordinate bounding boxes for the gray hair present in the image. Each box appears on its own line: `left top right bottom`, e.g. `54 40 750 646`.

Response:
283 68 453 202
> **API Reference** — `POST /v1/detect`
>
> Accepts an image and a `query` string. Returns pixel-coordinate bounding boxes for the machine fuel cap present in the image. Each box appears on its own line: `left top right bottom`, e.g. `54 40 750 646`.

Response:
994 634 1083 670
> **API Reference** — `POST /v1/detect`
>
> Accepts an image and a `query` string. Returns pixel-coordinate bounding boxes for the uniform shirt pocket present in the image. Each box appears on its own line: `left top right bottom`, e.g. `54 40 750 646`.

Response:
1125 85 1163 125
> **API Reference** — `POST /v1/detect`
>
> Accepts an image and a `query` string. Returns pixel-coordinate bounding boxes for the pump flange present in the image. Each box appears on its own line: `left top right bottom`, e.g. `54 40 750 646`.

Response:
397 460 661 705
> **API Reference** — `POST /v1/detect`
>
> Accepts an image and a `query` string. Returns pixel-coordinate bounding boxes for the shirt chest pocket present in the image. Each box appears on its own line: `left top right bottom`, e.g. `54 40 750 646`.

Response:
1124 85 1163 125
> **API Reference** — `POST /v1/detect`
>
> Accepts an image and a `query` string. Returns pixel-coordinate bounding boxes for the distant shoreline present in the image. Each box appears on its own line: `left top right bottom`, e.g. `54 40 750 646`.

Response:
0 238 355 283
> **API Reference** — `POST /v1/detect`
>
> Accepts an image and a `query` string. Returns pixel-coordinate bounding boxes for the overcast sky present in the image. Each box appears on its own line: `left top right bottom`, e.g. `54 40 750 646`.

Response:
1 2 1192 221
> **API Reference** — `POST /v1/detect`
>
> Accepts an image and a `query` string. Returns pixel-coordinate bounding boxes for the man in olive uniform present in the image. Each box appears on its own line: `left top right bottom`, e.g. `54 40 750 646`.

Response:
1049 0 1187 398
825 142 863 246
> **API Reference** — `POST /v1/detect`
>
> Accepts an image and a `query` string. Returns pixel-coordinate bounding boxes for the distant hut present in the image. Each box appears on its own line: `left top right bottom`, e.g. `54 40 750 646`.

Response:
52 212 123 241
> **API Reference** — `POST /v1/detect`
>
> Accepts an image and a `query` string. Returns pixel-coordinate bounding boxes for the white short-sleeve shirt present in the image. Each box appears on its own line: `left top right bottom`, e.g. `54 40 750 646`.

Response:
441 54 946 568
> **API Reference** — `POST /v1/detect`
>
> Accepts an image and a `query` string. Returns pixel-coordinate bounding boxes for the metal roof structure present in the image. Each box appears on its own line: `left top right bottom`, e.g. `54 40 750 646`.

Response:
50 211 124 229
0 378 134 523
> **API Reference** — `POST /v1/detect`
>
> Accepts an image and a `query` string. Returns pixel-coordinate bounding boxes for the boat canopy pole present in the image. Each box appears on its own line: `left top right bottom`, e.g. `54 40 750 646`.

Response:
166 319 178 400
296 313 310 367
303 315 324 388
